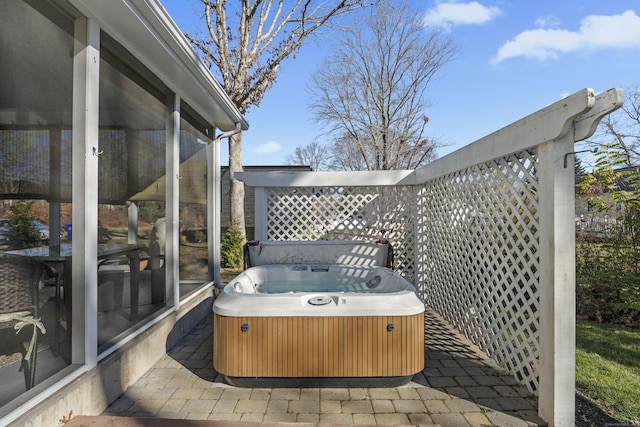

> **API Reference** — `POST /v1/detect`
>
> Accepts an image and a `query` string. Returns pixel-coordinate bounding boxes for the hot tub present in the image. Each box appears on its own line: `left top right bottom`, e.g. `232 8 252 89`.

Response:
213 262 425 386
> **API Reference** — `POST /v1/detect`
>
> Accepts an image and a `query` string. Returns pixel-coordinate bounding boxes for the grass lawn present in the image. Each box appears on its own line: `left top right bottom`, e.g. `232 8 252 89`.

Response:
576 319 640 424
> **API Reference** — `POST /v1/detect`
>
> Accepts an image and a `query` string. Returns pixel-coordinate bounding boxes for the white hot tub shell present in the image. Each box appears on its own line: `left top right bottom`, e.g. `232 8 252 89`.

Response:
213 241 425 385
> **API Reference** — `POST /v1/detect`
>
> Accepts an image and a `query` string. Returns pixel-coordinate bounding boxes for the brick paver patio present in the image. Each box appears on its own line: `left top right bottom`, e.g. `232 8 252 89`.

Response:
100 309 544 426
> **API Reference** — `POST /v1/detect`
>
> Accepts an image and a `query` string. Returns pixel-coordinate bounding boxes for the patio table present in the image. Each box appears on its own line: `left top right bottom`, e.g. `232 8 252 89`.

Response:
8 243 148 358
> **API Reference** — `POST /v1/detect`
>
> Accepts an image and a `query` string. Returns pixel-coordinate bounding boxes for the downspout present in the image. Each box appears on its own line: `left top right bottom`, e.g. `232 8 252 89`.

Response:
209 122 242 287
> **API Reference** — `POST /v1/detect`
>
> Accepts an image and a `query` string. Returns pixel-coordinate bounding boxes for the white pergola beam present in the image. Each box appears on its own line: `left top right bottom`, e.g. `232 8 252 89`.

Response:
236 170 415 188
413 88 595 184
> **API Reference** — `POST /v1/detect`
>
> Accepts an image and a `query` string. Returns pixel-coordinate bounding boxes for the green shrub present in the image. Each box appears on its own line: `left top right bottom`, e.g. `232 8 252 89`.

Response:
138 201 165 223
8 201 41 248
576 144 640 328
193 230 206 243
221 223 245 268
576 236 640 328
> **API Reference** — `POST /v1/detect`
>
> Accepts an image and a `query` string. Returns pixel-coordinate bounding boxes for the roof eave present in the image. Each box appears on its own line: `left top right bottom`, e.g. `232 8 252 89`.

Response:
69 0 249 132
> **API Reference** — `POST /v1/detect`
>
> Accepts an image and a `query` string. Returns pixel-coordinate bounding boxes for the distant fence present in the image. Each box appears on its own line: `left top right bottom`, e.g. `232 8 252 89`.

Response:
576 215 624 236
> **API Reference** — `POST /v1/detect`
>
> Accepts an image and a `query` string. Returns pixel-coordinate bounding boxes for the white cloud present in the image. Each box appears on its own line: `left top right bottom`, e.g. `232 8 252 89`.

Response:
495 28 582 61
580 10 640 49
423 1 502 29
494 10 640 63
254 141 282 153
534 15 560 29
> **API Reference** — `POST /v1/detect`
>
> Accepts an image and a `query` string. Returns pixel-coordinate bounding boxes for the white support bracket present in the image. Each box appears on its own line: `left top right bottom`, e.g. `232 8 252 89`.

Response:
573 87 625 142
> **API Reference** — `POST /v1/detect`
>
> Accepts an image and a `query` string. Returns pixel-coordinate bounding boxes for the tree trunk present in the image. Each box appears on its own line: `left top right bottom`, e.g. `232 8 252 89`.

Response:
228 132 246 241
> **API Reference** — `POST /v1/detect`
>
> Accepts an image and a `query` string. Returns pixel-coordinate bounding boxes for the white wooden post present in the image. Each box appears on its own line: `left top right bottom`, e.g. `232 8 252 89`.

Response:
49 130 62 253
208 135 218 282
72 16 100 366
166 94 180 307
536 87 624 426
537 130 576 426
127 202 138 244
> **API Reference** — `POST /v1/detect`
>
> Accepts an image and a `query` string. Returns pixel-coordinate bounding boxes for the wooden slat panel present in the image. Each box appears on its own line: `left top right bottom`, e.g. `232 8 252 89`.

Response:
355 317 362 376
375 316 383 375
311 317 318 376
347 317 356 376
363 317 371 377
278 317 285 376
337 316 345 377
268 317 275 376
213 312 425 378
393 316 401 375
350 317 357 376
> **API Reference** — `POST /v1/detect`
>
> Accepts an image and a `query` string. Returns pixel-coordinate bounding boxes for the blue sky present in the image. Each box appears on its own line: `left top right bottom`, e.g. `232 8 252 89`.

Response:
162 0 640 167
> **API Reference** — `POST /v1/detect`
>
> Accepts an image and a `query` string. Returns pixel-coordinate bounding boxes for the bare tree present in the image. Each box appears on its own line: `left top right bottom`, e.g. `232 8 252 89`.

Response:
185 0 371 238
285 141 332 171
327 133 368 171
583 85 640 167
308 1 457 170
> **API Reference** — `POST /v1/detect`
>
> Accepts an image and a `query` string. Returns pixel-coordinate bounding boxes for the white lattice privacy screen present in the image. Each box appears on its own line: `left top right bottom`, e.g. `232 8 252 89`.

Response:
418 150 539 391
236 88 624 425
263 186 417 281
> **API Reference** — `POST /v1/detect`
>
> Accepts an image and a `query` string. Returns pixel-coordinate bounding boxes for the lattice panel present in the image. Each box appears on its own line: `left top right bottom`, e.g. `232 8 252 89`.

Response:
265 186 416 281
418 150 541 393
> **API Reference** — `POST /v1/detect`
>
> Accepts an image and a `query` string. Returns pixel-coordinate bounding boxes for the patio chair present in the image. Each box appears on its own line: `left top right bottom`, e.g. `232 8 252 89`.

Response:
0 253 51 390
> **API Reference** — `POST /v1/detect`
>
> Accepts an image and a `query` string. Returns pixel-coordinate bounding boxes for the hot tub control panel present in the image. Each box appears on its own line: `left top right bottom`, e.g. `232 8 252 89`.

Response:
308 296 333 306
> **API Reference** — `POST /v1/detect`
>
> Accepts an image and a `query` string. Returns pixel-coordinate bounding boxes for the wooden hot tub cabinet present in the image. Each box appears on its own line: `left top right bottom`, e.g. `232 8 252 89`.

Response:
213 312 425 378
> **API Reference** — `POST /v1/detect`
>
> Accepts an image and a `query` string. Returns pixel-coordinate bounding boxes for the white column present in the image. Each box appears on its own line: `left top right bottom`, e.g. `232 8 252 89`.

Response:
49 129 62 253
72 16 100 366
537 130 576 426
210 132 221 284
166 94 180 307
127 202 138 244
